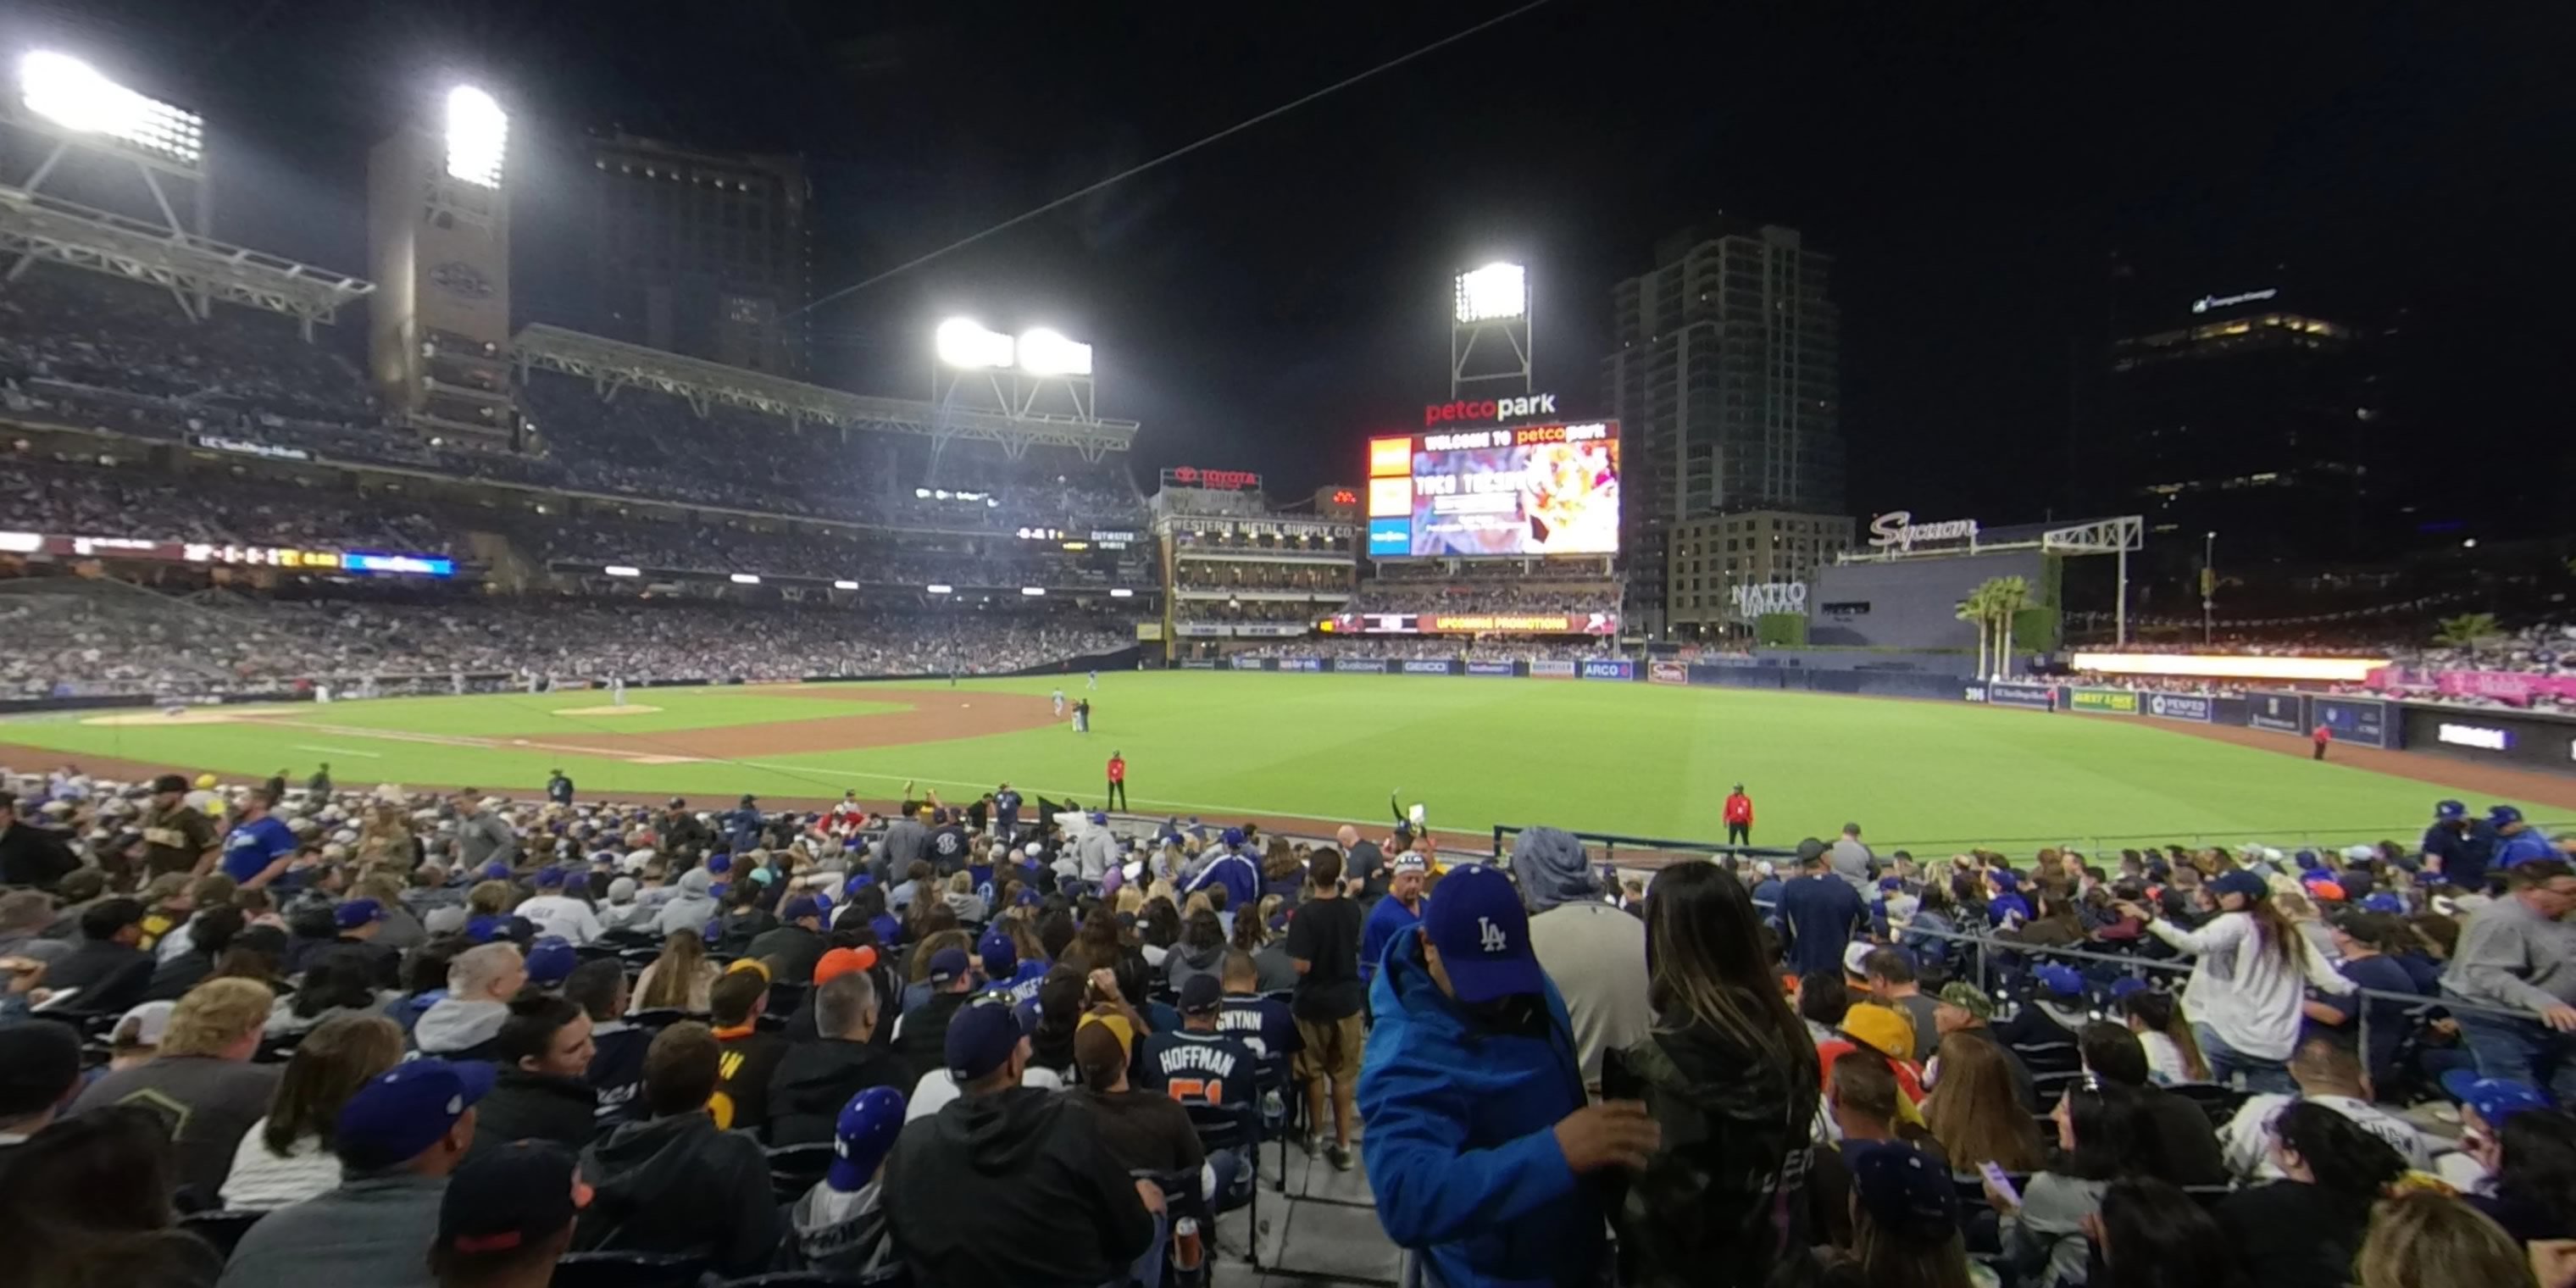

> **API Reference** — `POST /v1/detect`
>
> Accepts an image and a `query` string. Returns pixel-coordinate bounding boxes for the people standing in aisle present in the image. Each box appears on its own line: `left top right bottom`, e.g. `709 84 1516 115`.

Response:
1286 848 1366 1172
2118 869 2354 1093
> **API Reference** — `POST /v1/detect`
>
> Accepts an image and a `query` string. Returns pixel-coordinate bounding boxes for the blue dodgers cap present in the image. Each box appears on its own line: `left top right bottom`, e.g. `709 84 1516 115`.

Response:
532 866 565 890
1088 811 1108 825
2034 964 2084 998
843 873 874 896
2362 892 2406 914
2209 869 2268 902
926 947 972 986
1844 1141 1960 1242
2107 977 2150 1001
524 936 577 987
945 996 1027 1083
829 1086 908 1191
2436 800 2468 820
978 928 1018 978
2295 849 2322 871
2490 805 2525 826
480 861 511 880
780 895 820 923
465 913 508 944
335 897 387 930
1988 869 2021 894
336 1058 495 1171
1879 876 1904 892
563 872 591 899
2442 1069 2554 1124
1222 827 1245 847
1420 864 1544 1004
707 852 732 874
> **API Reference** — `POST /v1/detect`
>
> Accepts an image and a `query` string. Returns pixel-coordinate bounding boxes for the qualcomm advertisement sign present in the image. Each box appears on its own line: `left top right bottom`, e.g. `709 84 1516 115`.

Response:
1333 658 1388 674
2145 692 2213 724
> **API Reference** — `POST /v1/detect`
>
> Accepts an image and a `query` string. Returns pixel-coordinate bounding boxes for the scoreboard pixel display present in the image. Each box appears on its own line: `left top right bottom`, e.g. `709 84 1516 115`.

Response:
1365 420 1620 558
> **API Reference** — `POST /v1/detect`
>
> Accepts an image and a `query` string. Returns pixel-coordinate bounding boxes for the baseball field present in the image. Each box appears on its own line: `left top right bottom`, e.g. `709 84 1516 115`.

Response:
2 673 2568 852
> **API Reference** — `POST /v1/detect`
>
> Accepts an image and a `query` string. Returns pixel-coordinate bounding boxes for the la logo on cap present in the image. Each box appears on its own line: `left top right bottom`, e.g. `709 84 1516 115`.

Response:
1479 917 1508 952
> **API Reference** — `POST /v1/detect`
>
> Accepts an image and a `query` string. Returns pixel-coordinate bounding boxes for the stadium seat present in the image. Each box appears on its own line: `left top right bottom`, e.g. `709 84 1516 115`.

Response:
766 1142 835 1203
1185 1104 1262 1266
553 1251 711 1288
179 1210 266 1258
1135 1166 1215 1284
2163 1081 2249 1126
627 1008 693 1030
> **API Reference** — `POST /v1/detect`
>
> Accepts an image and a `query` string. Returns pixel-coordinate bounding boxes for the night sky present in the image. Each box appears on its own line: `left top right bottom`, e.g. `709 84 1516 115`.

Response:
10 2 2570 522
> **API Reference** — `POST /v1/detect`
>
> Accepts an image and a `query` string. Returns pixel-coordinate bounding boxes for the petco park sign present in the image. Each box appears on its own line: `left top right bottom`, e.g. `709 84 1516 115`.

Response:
1868 510 1980 552
1423 391 1558 427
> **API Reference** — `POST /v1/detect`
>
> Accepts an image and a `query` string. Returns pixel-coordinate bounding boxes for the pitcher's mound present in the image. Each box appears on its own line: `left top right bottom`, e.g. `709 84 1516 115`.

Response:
552 704 662 717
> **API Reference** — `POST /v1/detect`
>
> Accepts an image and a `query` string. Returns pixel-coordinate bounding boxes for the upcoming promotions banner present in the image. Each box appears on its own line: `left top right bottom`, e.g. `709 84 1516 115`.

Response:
2246 691 2306 735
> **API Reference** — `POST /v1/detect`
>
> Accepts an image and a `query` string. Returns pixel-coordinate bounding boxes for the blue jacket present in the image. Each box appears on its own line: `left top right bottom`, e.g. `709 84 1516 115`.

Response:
1358 931 1599 1288
1183 849 1261 918
2495 829 2557 870
1359 894 1424 984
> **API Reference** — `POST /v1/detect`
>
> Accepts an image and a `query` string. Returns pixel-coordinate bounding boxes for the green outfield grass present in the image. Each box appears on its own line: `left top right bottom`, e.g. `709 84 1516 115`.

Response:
0 674 2539 849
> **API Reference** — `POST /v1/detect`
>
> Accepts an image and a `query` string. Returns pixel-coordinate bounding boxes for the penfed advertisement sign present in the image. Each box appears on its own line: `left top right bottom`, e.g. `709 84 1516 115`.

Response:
1365 421 1620 558
2144 692 2214 724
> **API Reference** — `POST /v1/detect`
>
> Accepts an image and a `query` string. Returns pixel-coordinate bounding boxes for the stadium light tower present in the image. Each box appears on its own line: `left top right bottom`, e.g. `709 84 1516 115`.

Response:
1451 260 1532 397
930 316 1101 457
443 86 508 189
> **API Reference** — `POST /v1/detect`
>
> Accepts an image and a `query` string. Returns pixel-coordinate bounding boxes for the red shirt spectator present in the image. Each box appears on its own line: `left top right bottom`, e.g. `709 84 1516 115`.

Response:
1107 756 1125 784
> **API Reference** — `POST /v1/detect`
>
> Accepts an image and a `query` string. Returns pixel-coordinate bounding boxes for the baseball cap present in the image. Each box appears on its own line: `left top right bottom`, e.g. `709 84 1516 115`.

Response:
336 1059 496 1172
113 1000 176 1048
2490 805 2525 827
780 895 820 923
1935 981 1996 1021
1842 941 1878 980
524 937 578 988
1988 869 2022 894
480 861 511 881
193 772 218 789
2033 964 2084 998
925 947 971 986
1846 1141 1960 1242
1795 837 1829 865
946 997 1027 1083
0 1022 81 1117
842 874 874 896
829 1086 908 1191
151 773 188 795
438 1141 591 1255
814 947 877 987
1840 1002 1915 1060
1178 974 1223 1014
2107 977 2150 1001
531 867 565 890
334 898 387 930
978 928 1018 978
2435 800 2468 819
1879 876 1904 892
2442 1070 2553 1124
1078 1009 1136 1060
707 852 732 874
724 957 772 980
1391 852 1429 875
1419 864 1543 1004
2209 869 2268 902
1222 827 1246 847
2362 893 2406 914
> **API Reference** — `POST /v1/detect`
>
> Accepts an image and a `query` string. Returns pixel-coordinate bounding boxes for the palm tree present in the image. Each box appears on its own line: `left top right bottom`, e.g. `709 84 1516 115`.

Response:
1986 575 2032 679
2433 613 2502 649
1957 585 1992 679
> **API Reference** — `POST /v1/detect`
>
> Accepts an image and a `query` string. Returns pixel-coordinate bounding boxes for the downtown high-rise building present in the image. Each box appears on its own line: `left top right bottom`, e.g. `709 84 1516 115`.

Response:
1602 220 1844 636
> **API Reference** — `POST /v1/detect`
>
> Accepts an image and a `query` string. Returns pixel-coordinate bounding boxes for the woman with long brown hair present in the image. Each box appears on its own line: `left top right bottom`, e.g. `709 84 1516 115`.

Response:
220 1013 405 1208
1924 1031 2046 1174
2118 870 2350 1093
631 927 716 1013
1608 862 1819 1287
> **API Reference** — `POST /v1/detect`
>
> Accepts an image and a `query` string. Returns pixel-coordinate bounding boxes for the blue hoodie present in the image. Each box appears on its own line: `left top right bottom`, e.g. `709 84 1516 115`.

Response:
1183 847 1261 917
1358 930 1599 1288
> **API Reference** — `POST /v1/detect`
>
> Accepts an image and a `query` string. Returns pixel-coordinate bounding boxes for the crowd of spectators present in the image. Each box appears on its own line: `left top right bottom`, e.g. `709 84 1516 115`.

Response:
0 266 1151 539
1346 577 1619 618
3 766 2574 1288
0 458 453 555
1 590 1133 697
1227 636 1607 663
534 518 1140 589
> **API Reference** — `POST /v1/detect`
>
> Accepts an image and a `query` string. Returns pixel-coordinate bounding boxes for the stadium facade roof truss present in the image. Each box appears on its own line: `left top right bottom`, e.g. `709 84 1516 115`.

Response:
0 184 373 336
513 324 1137 460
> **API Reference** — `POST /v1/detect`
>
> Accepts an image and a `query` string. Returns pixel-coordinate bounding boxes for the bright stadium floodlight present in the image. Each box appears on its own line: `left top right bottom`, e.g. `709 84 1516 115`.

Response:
444 86 508 188
19 51 203 166
926 583 954 594
935 318 1015 369
1021 586 1046 597
603 565 641 578
1109 588 1135 598
729 573 760 586
1017 328 1093 376
833 580 859 591
1454 262 1527 323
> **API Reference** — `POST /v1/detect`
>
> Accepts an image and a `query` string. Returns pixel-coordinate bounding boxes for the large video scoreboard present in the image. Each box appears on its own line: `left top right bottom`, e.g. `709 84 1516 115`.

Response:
1365 420 1620 558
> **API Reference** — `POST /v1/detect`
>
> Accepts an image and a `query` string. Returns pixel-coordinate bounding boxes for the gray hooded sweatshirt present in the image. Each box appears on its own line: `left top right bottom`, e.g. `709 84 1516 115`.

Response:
1510 825 1647 1094
652 868 720 937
